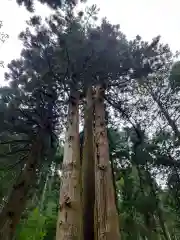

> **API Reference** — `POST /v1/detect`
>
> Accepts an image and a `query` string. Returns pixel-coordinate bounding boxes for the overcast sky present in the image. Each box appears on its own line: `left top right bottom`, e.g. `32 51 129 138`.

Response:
0 0 180 84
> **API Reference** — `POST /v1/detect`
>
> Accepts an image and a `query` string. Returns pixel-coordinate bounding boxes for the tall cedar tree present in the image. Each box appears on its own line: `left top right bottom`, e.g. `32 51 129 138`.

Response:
56 91 83 240
82 87 95 240
0 67 59 238
94 86 120 239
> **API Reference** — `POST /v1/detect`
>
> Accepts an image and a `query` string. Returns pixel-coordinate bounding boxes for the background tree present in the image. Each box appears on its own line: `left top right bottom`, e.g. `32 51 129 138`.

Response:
14 0 80 12
0 21 9 68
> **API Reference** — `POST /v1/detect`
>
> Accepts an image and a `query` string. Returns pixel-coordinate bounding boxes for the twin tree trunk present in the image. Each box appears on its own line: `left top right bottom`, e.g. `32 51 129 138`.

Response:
57 86 120 240
0 136 43 240
82 87 95 240
94 86 120 239
56 91 83 240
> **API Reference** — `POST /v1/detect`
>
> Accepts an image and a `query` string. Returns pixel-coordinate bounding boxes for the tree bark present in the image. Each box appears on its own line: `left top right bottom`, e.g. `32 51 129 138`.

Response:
94 86 120 240
0 135 43 240
135 164 156 240
56 91 82 240
82 87 95 240
146 170 172 240
39 171 49 211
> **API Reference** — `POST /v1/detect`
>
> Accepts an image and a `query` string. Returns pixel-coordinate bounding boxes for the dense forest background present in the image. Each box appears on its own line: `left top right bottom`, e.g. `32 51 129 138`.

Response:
1 0 180 239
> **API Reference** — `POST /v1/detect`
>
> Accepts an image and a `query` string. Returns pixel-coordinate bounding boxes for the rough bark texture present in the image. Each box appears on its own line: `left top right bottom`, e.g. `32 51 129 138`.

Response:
0 136 43 240
94 86 120 240
56 91 82 240
147 170 171 240
82 87 95 240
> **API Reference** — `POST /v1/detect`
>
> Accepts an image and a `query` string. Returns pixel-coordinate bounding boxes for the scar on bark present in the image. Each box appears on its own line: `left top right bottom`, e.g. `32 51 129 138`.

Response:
98 164 107 171
69 95 77 105
58 194 72 211
64 193 71 207
68 135 74 143
100 121 104 126
29 163 35 169
13 180 25 190
7 211 14 217
59 220 63 226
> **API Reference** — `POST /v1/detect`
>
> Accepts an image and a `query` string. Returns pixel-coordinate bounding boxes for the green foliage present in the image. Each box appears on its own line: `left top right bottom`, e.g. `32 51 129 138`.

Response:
16 202 58 240
17 208 47 240
14 158 60 240
169 61 180 91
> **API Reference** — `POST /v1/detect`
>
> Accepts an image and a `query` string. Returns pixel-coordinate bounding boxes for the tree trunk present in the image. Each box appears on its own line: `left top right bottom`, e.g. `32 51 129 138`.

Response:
135 164 156 240
146 170 172 240
0 135 43 240
94 86 120 240
110 156 119 214
39 171 49 211
147 88 180 142
56 91 82 240
82 87 95 240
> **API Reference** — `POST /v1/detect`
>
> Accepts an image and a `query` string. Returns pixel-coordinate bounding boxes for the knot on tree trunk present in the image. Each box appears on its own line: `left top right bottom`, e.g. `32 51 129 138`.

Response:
98 164 107 171
63 194 72 208
13 180 25 190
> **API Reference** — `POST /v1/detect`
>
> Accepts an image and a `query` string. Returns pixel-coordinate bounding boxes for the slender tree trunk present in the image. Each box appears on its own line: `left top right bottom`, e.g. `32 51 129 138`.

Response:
39 171 49 211
31 170 42 206
136 164 155 240
146 170 172 240
56 91 82 240
0 135 43 240
148 89 180 141
110 157 119 213
82 87 95 240
94 86 120 240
